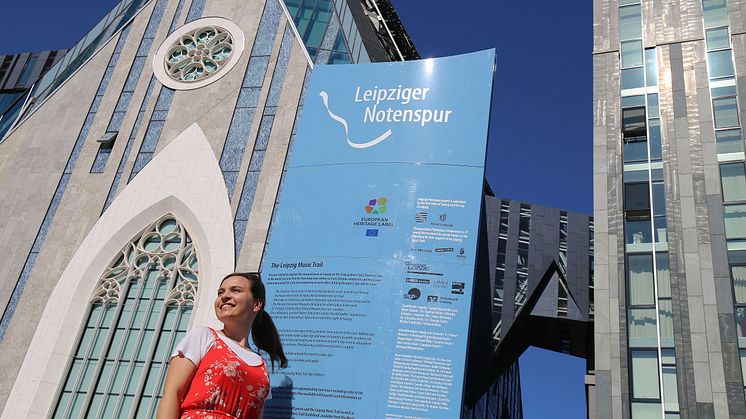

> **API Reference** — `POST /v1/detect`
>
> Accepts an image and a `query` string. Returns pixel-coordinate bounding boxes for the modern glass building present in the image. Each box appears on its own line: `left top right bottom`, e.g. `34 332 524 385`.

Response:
594 0 746 417
462 192 594 419
0 49 67 137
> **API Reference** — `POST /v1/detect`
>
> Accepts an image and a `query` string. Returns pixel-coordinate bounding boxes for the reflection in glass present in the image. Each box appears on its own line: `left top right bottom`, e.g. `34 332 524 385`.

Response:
725 204 746 239
624 138 648 162
702 0 729 28
16 55 38 87
662 365 679 411
632 403 663 419
732 266 746 304
652 182 666 216
654 216 667 243
645 48 658 86
648 94 659 117
657 253 672 299
623 95 646 108
706 27 730 50
708 50 735 79
721 163 746 202
629 308 657 347
622 67 645 90
714 97 739 128
649 118 662 159
620 5 643 41
716 129 744 155
736 307 746 345
631 351 661 399
628 254 655 305
711 84 737 98
622 41 644 68
659 300 673 346
627 218 653 245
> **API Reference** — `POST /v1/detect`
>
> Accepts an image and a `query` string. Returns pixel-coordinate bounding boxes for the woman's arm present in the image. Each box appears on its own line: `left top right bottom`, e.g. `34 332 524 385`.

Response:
156 356 197 419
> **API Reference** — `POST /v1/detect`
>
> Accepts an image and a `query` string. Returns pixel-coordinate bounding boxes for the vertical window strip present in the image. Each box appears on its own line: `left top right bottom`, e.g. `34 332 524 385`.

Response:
514 205 530 313
558 211 569 275
126 0 205 183
701 0 746 400
167 0 188 33
492 201 510 344
185 0 206 24
234 26 294 262
619 3 680 416
261 66 311 261
91 0 170 174
0 26 133 340
128 87 174 181
103 78 157 211
51 215 198 419
589 220 595 319
219 0 284 198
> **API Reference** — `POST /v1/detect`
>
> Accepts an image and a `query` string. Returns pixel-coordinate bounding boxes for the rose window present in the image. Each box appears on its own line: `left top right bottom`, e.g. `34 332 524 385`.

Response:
165 26 234 83
153 17 244 90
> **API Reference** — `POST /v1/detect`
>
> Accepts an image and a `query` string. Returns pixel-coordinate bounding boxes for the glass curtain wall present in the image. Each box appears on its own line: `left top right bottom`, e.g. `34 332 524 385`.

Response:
618 1 680 417
700 0 746 400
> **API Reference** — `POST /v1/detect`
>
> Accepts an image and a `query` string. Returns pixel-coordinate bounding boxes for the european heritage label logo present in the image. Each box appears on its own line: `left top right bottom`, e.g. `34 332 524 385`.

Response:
365 197 387 214
355 197 393 233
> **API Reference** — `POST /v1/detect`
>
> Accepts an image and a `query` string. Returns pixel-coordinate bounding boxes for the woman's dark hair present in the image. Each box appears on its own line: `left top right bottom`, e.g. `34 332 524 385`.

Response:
221 272 288 370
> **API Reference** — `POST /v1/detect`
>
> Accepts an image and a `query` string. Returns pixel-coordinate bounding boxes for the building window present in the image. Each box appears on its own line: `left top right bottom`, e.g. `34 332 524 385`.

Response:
721 163 746 202
622 41 644 68
625 182 651 217
645 49 658 87
628 308 657 347
628 254 655 306
702 0 729 28
707 50 735 79
706 27 730 49
623 107 647 135
732 266 746 304
631 350 661 399
52 215 198 419
621 67 645 90
16 53 39 87
714 96 739 128
716 128 743 155
619 4 643 40
724 204 746 239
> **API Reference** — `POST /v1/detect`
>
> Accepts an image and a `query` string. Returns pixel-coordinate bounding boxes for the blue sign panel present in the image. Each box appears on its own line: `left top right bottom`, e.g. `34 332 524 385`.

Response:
262 50 495 418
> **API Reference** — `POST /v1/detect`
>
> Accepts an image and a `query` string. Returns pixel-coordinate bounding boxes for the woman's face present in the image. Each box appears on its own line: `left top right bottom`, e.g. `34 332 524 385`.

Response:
214 275 263 323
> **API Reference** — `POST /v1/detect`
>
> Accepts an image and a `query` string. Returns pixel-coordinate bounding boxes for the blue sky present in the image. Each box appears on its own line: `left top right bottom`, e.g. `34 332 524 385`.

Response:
1 0 592 417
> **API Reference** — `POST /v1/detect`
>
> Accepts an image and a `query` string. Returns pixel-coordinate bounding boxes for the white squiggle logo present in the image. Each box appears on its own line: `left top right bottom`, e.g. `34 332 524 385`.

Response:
319 91 392 149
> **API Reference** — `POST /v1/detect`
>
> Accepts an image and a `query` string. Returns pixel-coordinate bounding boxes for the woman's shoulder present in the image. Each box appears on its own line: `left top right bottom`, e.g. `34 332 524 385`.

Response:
171 326 217 365
178 326 218 350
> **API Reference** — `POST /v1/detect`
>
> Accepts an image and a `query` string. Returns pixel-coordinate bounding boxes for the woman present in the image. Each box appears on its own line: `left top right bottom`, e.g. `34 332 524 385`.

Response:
158 272 288 419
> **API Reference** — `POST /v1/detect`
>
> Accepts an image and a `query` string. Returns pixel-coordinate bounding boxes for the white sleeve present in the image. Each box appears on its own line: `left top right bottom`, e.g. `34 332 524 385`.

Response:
170 326 214 367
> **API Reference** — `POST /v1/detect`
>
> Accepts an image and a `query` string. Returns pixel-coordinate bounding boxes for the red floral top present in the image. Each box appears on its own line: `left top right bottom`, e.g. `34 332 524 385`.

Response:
179 328 270 419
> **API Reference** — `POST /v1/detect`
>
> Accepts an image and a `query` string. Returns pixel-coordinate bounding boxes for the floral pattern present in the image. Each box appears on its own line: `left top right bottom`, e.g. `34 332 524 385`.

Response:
180 329 270 418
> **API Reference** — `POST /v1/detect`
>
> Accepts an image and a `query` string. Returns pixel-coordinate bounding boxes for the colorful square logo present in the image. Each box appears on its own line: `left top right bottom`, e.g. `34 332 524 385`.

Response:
365 197 387 214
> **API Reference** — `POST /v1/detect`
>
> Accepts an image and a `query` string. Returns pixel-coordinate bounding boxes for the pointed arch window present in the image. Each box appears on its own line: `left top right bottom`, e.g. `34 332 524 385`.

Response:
52 215 198 418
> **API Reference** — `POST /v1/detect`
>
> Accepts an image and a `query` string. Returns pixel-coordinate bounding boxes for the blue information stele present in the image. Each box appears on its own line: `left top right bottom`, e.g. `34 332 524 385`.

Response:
262 50 495 418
